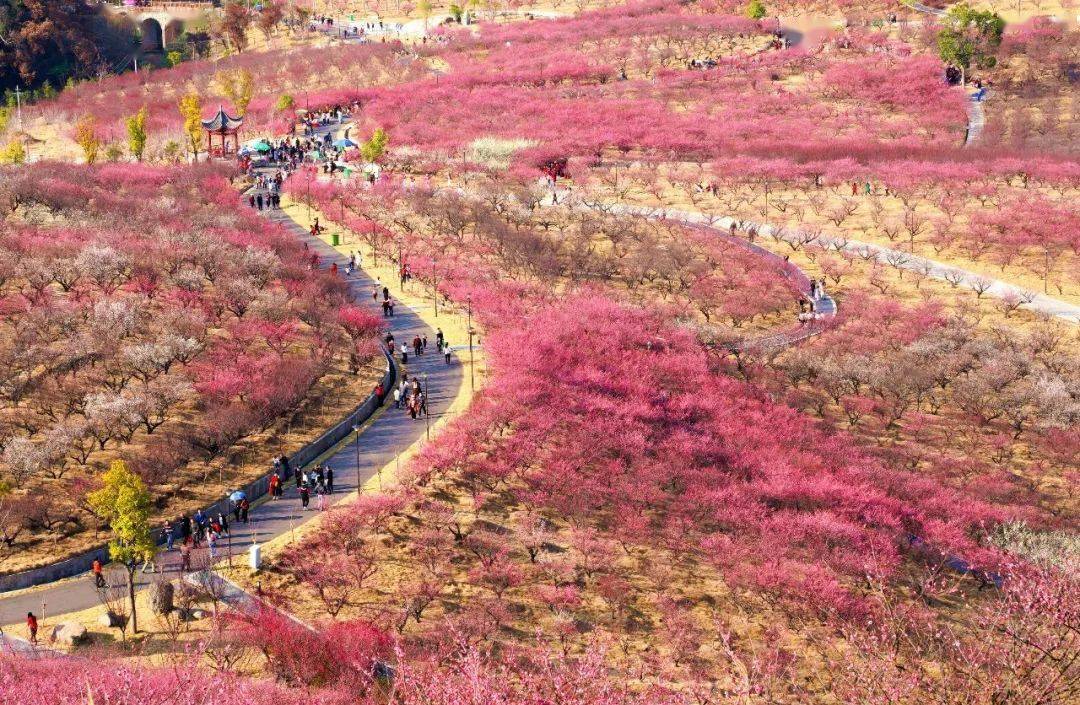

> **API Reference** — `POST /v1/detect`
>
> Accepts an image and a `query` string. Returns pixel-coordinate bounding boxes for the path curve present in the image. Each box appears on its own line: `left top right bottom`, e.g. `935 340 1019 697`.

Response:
594 200 1079 324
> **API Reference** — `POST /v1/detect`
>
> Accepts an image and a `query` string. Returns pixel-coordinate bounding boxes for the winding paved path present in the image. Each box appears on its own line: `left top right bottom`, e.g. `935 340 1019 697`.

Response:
593 200 1079 324
0 203 463 645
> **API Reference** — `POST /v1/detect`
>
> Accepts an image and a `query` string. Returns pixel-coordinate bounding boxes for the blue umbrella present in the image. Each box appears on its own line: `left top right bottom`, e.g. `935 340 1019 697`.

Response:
229 490 246 502
333 138 358 149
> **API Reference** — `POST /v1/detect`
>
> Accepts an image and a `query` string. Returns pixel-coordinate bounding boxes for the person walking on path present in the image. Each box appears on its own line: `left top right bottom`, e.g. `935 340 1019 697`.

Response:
92 558 106 589
300 485 311 510
240 498 250 523
326 467 334 494
436 328 444 350
26 612 37 645
163 520 174 551
270 472 281 499
140 548 156 574
180 540 192 573
194 509 208 539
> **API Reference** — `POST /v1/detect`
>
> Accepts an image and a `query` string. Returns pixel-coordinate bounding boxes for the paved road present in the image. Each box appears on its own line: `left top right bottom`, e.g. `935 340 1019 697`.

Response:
0 206 463 629
965 93 986 145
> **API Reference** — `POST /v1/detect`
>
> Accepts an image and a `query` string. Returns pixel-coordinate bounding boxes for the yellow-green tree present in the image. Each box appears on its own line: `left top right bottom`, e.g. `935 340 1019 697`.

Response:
125 106 148 162
74 115 101 165
88 460 155 634
232 69 254 116
213 68 255 116
178 91 203 162
746 0 767 19
275 93 295 113
0 140 26 165
361 128 389 163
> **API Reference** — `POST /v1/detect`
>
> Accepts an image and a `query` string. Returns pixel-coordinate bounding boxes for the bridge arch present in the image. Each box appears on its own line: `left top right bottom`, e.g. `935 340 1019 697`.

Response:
140 17 164 52
163 19 184 47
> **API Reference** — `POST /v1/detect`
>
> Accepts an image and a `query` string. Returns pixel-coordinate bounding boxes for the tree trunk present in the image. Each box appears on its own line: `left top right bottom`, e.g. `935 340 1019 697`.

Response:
127 564 139 634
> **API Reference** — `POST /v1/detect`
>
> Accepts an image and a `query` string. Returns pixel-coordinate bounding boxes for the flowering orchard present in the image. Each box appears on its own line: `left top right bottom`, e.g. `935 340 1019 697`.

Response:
0 163 382 572
1 0 1078 701
351 9 968 164
260 162 1078 700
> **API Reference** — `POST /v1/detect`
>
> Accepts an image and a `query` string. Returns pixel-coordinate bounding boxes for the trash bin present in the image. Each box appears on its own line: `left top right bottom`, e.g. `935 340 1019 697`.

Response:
248 544 261 571
331 232 340 246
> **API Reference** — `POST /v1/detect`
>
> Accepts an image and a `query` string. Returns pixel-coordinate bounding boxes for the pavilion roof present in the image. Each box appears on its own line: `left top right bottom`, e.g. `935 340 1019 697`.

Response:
201 106 243 132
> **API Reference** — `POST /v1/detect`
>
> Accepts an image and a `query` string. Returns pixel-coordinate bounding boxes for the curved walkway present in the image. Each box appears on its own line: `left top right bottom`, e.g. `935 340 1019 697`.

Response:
0 205 463 649
652 218 837 351
595 200 1079 324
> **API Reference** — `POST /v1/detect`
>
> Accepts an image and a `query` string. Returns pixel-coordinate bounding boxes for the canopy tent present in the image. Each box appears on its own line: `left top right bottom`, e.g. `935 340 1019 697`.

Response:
333 138 358 149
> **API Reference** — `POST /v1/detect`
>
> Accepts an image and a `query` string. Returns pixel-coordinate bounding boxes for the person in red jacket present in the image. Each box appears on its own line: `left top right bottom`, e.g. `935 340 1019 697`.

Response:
92 558 106 589
26 612 38 644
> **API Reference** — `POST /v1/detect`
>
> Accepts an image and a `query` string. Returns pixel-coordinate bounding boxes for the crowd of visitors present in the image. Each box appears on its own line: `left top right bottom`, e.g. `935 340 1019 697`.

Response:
798 277 829 325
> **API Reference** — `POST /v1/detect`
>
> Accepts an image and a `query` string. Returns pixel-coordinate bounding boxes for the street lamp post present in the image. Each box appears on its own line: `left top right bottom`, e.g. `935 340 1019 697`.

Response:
306 167 312 221
352 424 361 491
423 372 430 441
466 294 475 392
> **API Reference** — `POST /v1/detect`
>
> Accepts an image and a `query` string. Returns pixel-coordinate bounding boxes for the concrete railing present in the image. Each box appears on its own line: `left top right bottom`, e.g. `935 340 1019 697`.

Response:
0 350 395 594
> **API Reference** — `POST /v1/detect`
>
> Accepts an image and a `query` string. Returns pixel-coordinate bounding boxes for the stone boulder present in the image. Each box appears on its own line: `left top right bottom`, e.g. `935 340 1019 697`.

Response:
97 612 127 629
149 581 174 615
50 621 88 646
178 607 208 621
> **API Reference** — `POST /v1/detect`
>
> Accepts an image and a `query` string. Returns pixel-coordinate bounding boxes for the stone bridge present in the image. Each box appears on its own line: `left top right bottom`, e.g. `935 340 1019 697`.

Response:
103 2 213 53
